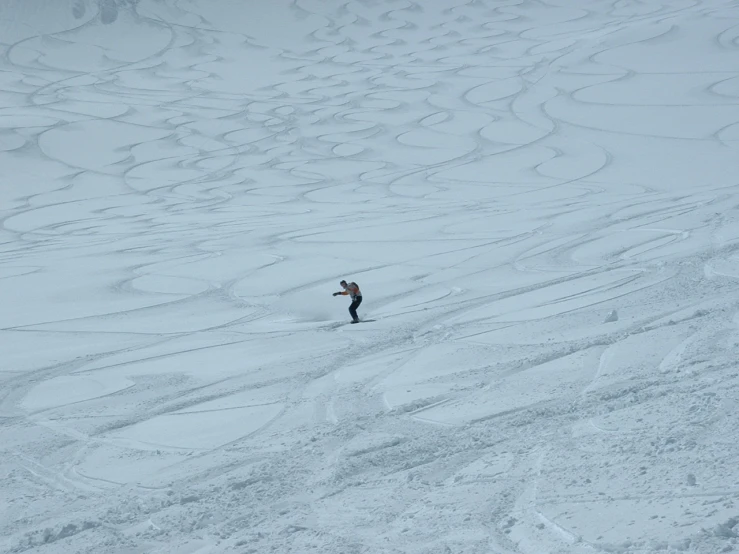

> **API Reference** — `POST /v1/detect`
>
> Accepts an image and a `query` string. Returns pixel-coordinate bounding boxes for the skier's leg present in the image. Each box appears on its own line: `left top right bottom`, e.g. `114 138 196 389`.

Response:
349 297 362 322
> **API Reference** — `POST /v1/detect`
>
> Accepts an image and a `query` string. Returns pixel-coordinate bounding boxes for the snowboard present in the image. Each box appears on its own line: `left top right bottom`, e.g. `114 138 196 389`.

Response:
332 318 376 328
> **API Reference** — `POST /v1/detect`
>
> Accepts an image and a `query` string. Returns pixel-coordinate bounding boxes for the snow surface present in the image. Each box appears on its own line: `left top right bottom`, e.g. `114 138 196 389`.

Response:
2 0 739 552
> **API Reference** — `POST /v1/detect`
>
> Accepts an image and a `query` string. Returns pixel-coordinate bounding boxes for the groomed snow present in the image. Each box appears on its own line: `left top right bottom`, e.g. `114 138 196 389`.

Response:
2 0 739 552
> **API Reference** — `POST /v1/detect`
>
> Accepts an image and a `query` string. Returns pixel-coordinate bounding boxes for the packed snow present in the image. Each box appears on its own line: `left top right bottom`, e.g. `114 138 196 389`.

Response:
2 0 739 552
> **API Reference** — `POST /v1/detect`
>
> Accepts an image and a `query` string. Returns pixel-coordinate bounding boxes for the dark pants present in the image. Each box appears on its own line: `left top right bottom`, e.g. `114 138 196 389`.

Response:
349 296 362 321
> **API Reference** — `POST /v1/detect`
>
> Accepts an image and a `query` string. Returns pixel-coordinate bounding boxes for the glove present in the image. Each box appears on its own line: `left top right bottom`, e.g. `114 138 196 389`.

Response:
333 292 339 296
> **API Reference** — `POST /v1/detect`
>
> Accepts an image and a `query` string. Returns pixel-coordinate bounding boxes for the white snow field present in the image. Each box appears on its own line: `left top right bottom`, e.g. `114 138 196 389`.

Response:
2 0 739 552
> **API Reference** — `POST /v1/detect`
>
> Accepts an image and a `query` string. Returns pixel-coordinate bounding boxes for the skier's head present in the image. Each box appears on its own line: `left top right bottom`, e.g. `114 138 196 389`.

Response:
340 280 347 288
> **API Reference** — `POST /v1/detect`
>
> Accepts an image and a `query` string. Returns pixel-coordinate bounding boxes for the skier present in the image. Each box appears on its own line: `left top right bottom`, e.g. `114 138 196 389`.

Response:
332 280 362 323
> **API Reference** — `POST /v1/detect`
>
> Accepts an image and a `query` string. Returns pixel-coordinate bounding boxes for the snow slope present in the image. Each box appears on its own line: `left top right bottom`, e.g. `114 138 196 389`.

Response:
2 0 739 552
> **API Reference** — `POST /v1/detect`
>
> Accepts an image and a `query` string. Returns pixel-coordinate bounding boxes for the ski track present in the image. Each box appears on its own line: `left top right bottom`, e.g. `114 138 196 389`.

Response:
1 0 739 553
